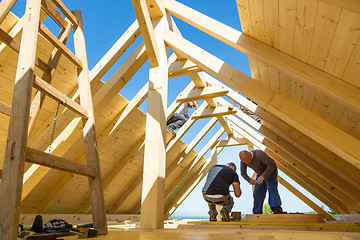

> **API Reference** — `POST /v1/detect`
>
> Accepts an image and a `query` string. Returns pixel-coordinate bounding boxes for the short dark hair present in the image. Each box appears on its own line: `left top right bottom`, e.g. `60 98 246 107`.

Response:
226 162 236 171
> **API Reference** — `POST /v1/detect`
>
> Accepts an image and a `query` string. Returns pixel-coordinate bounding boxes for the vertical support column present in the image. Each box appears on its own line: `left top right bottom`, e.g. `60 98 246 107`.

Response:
141 16 169 229
72 10 107 235
0 0 41 239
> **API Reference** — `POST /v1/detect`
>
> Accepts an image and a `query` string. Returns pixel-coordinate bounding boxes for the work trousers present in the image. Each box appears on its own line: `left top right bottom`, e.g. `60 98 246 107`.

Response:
166 113 187 131
203 194 234 218
253 168 282 214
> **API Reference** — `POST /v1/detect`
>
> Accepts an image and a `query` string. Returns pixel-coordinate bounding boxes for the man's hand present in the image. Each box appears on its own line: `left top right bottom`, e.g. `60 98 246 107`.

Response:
256 175 265 184
249 179 257 185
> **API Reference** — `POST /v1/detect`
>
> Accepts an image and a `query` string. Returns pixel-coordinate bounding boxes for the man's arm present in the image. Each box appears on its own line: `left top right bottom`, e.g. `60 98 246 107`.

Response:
258 151 276 179
240 161 251 182
232 182 241 198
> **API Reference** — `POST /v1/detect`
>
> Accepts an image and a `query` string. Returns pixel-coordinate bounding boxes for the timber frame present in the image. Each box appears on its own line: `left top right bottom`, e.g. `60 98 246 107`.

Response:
0 0 359 238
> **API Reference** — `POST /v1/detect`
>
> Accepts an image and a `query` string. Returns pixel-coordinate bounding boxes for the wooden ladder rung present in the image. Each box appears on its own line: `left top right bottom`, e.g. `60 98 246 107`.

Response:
39 23 83 69
33 75 89 119
0 28 51 73
49 0 78 28
41 0 68 29
25 147 96 178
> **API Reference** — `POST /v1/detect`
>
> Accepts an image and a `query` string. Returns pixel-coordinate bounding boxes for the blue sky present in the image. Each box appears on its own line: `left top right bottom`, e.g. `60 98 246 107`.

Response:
10 0 331 217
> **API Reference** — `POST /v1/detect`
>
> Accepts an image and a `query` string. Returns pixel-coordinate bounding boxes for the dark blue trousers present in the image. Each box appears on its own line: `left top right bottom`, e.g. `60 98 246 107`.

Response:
166 113 186 130
253 168 282 214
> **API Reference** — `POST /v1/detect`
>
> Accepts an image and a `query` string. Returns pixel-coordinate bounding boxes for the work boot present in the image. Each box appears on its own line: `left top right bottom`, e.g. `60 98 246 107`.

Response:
271 206 287 214
209 215 217 222
220 208 230 222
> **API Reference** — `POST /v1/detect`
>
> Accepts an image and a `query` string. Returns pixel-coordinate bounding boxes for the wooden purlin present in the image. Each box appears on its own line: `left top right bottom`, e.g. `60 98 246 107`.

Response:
0 0 17 24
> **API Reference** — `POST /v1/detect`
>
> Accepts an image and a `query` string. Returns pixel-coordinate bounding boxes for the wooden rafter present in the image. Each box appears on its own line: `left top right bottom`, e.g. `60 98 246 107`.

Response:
0 101 11 116
0 0 17 24
41 0 68 29
176 85 229 102
217 137 249 147
191 106 237 119
168 59 202 78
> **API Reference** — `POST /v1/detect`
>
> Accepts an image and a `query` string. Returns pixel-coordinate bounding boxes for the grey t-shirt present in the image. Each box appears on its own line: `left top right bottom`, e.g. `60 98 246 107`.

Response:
241 150 276 182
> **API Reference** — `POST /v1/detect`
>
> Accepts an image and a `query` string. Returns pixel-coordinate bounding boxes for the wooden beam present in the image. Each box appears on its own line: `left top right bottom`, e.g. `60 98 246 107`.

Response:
163 29 360 173
50 0 78 27
39 23 83 69
277 175 336 221
168 59 202 78
73 9 107 235
191 106 237 119
0 14 24 53
217 137 249 147
140 16 168 229
25 147 95 177
41 0 68 29
0 0 41 239
164 0 360 114
0 0 17 24
0 101 11 116
131 0 160 67
89 20 140 84
176 85 228 102
0 28 51 73
33 75 89 119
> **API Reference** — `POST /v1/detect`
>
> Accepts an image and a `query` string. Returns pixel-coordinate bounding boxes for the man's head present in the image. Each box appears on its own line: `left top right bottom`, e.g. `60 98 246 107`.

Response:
239 150 253 164
226 162 237 171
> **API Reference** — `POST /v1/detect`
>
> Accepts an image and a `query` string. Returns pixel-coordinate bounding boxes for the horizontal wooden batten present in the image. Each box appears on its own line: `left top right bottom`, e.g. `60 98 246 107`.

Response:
177 85 229 102
25 147 96 178
192 106 237 119
39 23 83 69
0 101 11 116
217 137 249 147
33 75 89 119
168 59 202 78
41 0 68 29
0 28 51 73
50 0 78 27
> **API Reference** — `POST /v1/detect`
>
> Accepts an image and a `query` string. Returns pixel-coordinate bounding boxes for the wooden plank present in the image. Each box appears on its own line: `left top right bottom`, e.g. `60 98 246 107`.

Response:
89 20 140 84
25 147 95 177
324 10 360 79
39 23 83 69
0 0 17 24
177 85 228 102
0 101 11 116
217 137 249 147
277 175 336 221
278 0 296 55
164 0 360 114
263 0 279 48
168 59 201 78
140 16 168 230
163 29 360 173
73 9 107 235
191 106 237 119
50 0 78 27
0 28 51 73
41 0 68 29
131 0 160 67
33 75 89 119
236 0 252 35
0 1 41 239
318 0 360 15
308 2 341 70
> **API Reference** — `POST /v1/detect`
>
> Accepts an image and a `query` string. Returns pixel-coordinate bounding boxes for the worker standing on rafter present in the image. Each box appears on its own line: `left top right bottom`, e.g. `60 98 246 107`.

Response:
239 150 286 214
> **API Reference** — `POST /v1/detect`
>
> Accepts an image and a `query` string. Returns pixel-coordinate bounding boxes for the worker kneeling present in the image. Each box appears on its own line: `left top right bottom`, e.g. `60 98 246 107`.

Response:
202 162 241 221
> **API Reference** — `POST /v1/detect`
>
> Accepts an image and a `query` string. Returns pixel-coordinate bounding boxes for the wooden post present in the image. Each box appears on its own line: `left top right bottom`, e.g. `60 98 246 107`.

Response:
72 10 107 235
140 16 169 229
0 0 41 239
